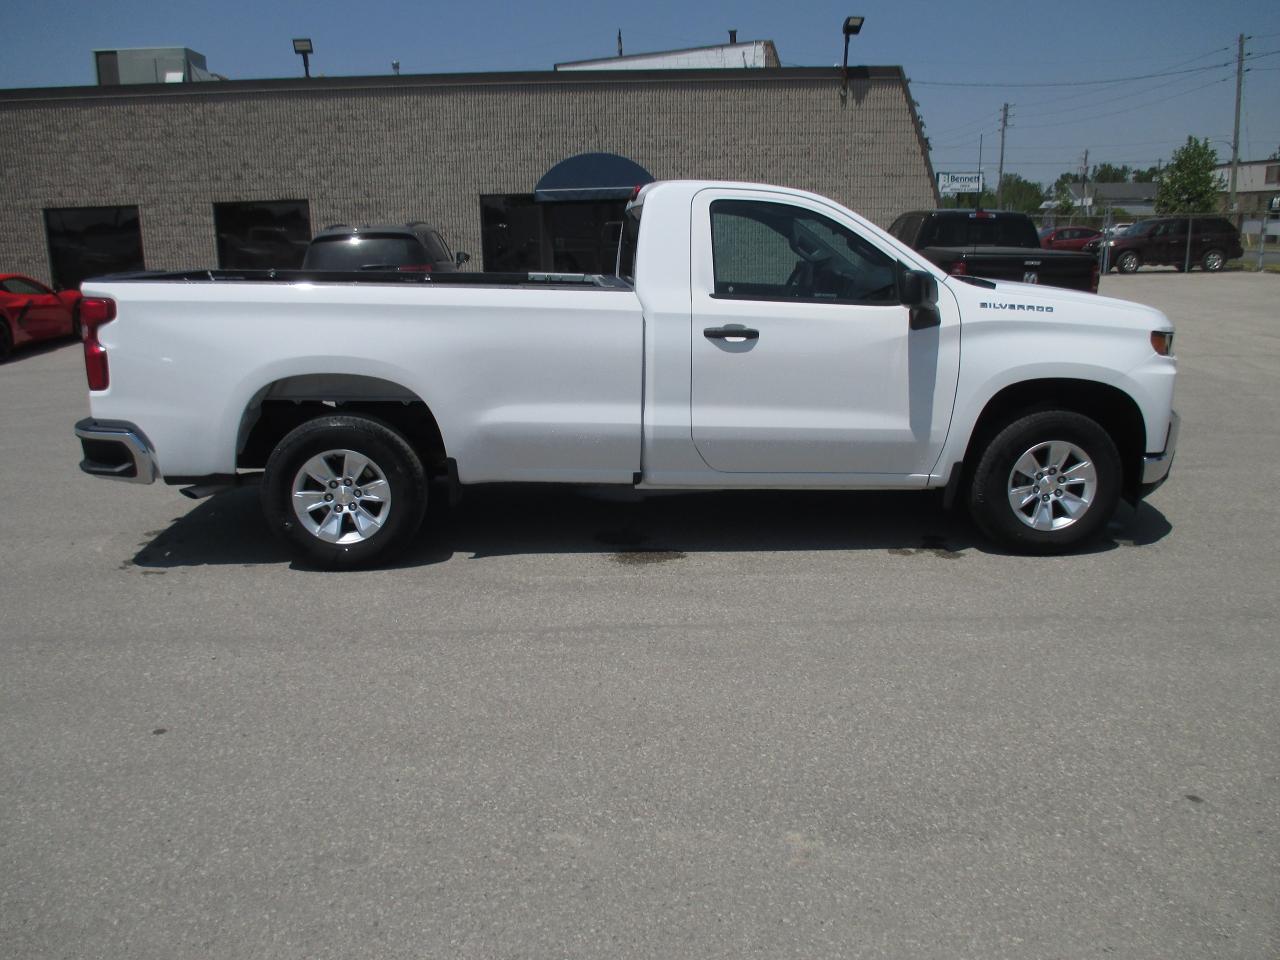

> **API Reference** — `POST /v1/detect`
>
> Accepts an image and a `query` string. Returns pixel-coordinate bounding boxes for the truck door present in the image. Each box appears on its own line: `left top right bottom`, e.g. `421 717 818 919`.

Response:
688 189 960 477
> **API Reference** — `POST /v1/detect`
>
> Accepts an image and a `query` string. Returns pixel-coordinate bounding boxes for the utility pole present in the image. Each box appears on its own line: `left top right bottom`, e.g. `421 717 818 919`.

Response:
996 103 1009 209
1229 33 1246 212
977 133 984 209
1081 148 1089 222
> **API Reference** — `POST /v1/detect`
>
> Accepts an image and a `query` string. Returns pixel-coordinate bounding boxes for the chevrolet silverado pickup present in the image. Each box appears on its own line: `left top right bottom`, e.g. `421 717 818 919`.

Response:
74 181 1178 566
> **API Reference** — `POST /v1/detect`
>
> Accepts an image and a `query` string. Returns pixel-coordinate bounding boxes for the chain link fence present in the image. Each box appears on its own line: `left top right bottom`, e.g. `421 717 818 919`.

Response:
1030 209 1278 273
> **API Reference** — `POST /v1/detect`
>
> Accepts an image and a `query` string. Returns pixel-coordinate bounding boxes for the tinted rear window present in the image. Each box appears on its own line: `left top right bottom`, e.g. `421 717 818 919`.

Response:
422 232 451 262
921 215 1039 248
303 234 425 270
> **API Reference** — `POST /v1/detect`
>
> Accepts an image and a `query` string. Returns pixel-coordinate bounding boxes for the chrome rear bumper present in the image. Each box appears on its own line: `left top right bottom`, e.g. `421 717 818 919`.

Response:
74 418 157 484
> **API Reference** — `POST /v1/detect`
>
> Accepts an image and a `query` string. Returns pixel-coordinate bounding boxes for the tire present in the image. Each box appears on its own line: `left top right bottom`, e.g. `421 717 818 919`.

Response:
70 304 82 341
1201 248 1225 272
968 411 1122 555
261 415 428 568
0 319 11 362
1115 250 1141 273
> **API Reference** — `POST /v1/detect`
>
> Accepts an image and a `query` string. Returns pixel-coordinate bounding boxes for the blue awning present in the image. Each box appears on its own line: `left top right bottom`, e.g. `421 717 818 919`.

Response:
534 152 654 202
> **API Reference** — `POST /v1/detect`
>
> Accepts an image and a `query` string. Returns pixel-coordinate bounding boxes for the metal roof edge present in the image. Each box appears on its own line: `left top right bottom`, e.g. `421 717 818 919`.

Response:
0 65 905 104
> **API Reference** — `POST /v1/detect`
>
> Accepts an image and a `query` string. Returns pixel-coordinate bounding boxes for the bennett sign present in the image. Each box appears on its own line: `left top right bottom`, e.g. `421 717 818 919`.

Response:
937 172 984 196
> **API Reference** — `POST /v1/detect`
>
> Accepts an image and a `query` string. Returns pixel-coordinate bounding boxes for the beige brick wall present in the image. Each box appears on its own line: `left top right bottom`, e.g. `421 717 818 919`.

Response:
0 69 936 281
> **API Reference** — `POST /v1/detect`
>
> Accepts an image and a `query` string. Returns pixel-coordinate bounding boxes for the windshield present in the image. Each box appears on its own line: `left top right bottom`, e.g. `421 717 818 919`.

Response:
1127 220 1159 237
303 234 424 270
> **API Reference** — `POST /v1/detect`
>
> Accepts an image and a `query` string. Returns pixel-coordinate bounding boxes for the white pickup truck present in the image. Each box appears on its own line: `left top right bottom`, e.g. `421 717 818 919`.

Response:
74 181 1178 566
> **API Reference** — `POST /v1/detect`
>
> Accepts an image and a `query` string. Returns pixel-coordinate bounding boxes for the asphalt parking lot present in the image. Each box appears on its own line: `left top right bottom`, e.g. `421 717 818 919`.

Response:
2 272 1276 959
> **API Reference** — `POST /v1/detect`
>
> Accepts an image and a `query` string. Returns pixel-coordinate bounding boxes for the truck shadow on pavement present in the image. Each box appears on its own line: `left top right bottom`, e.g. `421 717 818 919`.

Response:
127 485 1172 570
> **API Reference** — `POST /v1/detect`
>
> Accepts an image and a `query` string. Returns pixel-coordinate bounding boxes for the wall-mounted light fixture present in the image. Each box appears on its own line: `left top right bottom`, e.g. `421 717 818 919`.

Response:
841 16 864 102
292 38 313 78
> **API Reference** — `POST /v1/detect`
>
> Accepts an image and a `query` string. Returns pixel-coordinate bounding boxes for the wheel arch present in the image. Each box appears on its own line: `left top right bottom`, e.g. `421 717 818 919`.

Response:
957 378 1147 501
236 373 447 473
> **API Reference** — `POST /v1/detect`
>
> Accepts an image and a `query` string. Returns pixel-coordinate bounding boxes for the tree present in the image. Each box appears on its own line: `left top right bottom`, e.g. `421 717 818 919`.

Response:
1049 186 1074 216
994 173 1046 213
1091 162 1132 183
1155 137 1224 213
1132 166 1160 183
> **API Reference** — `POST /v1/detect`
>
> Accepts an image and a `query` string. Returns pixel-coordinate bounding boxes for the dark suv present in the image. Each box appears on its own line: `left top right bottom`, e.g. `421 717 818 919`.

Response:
302 222 470 272
1088 216 1242 273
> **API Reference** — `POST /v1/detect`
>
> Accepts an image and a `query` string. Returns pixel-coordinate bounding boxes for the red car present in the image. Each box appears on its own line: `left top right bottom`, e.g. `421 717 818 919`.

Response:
0 274 82 360
1039 226 1102 251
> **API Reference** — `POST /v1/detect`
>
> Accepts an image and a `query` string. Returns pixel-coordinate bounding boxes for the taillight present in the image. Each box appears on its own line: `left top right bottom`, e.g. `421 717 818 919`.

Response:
396 264 433 272
949 260 968 276
80 297 116 391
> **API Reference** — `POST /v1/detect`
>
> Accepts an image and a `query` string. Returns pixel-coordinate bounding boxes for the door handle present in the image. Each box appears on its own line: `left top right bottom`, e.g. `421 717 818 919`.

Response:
703 326 759 342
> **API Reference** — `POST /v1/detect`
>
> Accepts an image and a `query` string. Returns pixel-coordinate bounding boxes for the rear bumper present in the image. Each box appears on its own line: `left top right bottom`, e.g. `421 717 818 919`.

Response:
74 418 157 484
1138 410 1179 497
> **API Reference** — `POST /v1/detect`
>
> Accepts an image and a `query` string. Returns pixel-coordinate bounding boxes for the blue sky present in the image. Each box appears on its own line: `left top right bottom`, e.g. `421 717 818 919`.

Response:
7 0 1280 188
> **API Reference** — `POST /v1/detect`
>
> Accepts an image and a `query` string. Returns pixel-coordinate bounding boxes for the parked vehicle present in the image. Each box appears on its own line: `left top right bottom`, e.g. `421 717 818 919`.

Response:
74 181 1178 566
888 210 1099 292
1087 216 1243 273
0 274 82 360
302 222 470 273
1039 226 1102 251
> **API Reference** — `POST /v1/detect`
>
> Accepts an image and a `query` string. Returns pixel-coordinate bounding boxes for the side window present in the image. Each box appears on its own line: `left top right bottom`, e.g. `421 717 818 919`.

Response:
4 278 48 295
710 199 898 304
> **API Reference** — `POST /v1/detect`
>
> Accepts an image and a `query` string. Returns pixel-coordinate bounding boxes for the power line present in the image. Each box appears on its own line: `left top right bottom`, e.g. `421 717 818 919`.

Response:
1021 69 1232 124
1014 76 1232 129
913 59 1232 88
1013 44 1232 108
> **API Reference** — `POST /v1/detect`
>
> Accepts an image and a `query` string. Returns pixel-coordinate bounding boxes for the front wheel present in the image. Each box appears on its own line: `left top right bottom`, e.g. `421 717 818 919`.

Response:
1115 250 1141 273
262 415 428 567
968 411 1122 554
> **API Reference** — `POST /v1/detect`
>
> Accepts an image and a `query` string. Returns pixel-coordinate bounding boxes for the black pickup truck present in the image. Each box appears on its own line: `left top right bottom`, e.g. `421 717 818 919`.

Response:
887 210 1099 293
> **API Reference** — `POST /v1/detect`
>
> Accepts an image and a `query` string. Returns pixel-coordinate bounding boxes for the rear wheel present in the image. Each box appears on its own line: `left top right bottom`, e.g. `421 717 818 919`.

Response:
0 319 11 361
1115 250 1141 273
262 415 428 567
968 411 1122 554
1201 248 1225 272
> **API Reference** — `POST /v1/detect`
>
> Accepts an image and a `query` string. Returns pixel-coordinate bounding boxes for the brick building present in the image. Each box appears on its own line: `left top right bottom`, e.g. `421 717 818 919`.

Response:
0 65 936 289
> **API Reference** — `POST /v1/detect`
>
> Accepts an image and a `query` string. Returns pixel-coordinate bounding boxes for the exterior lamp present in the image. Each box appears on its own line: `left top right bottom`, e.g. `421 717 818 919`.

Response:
292 38 313 78
841 16 864 101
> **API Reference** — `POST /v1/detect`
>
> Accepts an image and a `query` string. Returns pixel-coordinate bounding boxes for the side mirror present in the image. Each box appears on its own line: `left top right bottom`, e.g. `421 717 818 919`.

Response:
899 267 940 329
455 251 471 268
898 268 928 307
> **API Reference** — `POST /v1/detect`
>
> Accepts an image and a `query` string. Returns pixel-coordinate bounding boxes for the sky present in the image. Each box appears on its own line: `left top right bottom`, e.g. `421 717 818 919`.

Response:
5 0 1279 189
